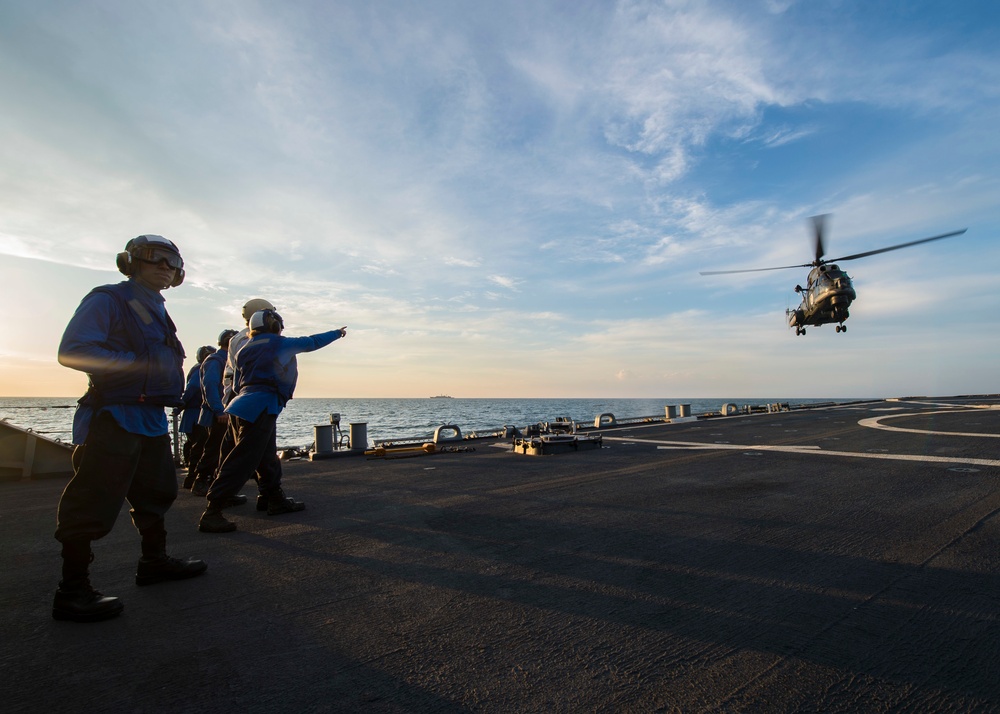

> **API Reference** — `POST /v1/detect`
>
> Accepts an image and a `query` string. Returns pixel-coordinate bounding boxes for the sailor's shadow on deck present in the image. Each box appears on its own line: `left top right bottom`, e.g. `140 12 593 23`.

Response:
34 616 471 714
240 501 1000 702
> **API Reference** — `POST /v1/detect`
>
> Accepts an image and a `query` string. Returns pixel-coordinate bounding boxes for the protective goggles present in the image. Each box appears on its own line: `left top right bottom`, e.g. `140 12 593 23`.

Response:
134 245 184 270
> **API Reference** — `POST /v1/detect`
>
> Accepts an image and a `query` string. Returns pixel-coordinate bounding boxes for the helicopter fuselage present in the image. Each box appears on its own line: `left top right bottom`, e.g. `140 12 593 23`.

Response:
787 263 856 335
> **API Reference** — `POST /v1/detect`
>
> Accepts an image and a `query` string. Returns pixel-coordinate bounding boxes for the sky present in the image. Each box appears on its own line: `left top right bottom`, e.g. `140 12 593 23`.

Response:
1 0 998 399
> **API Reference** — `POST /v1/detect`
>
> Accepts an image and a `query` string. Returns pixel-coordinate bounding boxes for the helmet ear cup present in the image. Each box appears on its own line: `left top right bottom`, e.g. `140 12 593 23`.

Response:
116 251 133 276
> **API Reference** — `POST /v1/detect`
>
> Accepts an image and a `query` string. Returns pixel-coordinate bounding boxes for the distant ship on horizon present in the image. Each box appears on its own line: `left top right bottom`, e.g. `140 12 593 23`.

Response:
429 395 453 399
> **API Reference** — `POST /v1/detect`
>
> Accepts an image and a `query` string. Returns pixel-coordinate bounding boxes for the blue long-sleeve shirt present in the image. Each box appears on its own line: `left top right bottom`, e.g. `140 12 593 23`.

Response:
197 349 228 427
226 330 342 423
178 364 202 433
58 280 177 442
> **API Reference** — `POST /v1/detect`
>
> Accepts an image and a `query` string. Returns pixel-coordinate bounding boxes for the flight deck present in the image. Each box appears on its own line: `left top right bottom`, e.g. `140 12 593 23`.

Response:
2 396 999 712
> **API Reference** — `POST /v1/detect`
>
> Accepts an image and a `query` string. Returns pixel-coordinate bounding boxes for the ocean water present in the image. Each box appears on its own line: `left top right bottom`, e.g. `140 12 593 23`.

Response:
0 396 856 448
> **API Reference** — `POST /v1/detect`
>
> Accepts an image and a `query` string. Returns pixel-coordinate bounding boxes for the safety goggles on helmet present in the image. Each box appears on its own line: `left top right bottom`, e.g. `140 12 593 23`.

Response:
133 245 184 270
116 235 185 287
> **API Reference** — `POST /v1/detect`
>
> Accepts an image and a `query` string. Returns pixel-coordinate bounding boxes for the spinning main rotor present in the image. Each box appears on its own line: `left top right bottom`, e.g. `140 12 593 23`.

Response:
699 215 967 276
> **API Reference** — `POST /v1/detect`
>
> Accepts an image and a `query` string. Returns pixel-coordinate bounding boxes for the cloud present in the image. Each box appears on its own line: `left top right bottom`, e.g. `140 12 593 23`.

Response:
599 1 787 158
1 1 998 400
359 263 399 277
488 275 522 291
759 125 817 148
444 256 482 268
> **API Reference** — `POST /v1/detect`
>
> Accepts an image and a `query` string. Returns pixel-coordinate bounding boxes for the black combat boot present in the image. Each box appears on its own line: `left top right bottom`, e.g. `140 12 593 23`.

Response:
52 539 124 623
181 472 196 490
221 494 248 508
136 523 208 586
266 487 306 516
198 505 237 533
256 494 269 511
190 479 209 497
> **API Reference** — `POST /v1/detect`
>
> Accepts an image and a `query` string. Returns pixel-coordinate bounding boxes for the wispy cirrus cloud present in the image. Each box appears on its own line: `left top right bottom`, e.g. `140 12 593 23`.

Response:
488 275 522 291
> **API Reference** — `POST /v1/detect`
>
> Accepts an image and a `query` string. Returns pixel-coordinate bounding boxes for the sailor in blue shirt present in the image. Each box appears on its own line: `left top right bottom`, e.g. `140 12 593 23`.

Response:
189 329 243 502
53 235 207 622
199 309 347 533
177 345 215 487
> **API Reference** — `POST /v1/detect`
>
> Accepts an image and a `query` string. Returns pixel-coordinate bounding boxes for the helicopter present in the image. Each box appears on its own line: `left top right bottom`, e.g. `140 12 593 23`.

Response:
700 215 967 335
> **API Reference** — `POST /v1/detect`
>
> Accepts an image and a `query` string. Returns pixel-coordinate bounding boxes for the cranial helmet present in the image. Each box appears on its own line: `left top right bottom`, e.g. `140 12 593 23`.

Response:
195 345 217 363
242 298 275 322
217 328 239 349
116 234 185 287
249 309 283 336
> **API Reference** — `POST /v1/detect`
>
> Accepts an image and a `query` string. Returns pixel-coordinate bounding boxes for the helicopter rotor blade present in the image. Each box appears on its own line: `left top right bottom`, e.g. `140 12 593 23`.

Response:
812 214 828 264
701 214 830 275
825 228 967 263
699 263 813 276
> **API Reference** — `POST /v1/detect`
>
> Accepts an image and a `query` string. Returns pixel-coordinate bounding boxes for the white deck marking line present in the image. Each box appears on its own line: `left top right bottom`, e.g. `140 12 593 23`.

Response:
858 409 1000 438
601 436 1000 467
890 399 1000 409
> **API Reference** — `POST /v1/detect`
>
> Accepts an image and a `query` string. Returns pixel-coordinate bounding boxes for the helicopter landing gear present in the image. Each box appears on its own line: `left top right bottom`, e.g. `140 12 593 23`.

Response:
795 327 806 336
836 324 847 333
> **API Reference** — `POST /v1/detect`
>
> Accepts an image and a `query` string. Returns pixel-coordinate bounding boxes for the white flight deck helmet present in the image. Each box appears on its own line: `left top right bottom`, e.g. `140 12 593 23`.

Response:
248 309 284 336
242 298 275 323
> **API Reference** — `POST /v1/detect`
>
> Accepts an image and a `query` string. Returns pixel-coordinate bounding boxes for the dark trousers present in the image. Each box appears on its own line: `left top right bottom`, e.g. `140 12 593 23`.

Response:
192 417 229 483
218 424 235 467
185 424 209 469
206 412 281 506
55 411 178 543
